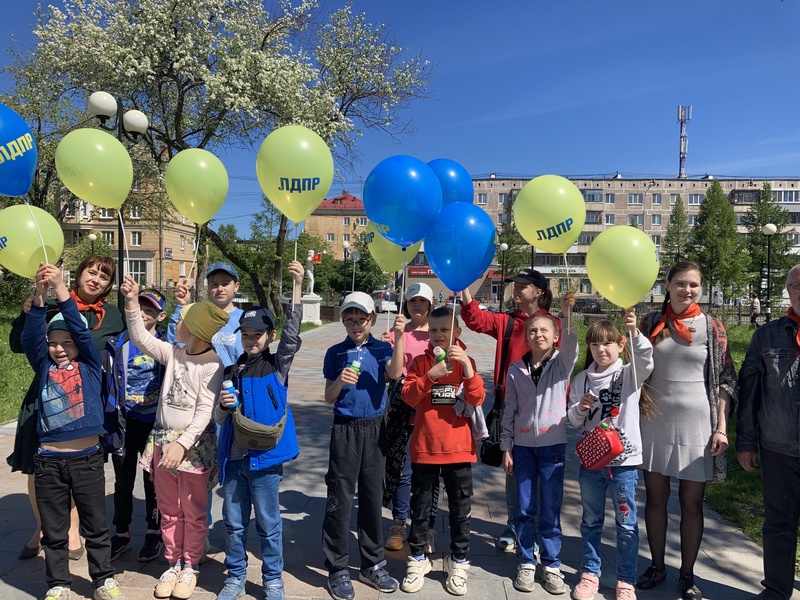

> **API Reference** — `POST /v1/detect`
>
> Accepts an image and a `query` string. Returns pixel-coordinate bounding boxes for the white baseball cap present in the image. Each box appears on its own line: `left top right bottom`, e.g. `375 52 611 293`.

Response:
406 282 433 303
341 291 375 314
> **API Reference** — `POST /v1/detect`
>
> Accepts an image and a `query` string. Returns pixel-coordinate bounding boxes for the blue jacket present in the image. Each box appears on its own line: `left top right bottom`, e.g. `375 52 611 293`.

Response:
21 298 105 444
214 305 302 483
737 315 800 457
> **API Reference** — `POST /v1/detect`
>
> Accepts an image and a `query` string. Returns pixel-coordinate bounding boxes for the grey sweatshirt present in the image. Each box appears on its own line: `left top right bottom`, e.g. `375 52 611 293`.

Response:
500 318 579 451
567 332 654 467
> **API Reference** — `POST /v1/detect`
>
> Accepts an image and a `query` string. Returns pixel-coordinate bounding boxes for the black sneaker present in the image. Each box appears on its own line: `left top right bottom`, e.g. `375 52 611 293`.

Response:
327 570 355 600
110 533 131 561
138 532 164 562
359 562 399 593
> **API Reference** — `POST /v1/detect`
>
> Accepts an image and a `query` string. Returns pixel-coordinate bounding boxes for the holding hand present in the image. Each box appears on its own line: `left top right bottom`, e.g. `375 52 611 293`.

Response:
174 280 190 306
120 274 140 304
392 314 406 341
158 442 186 470
339 365 359 386
288 260 304 285
428 356 452 380
578 391 596 412
219 390 238 409
560 289 575 316
623 307 639 336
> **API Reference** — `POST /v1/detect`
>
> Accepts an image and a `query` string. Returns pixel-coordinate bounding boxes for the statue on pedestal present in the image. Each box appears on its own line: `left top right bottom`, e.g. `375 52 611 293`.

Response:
305 249 315 295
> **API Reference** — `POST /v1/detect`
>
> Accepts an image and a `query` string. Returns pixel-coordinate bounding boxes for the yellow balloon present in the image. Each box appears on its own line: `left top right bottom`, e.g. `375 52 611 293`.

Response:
0 205 64 278
365 222 422 272
513 175 586 254
165 149 229 224
586 226 660 308
55 128 133 209
255 125 333 224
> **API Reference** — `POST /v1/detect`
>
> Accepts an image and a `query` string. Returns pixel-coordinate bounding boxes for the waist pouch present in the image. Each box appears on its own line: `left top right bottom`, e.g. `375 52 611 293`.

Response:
232 406 287 451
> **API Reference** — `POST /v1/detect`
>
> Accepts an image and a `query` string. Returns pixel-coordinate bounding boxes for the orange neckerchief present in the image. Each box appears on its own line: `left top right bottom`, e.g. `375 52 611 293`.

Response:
70 289 106 330
648 302 702 345
787 308 800 348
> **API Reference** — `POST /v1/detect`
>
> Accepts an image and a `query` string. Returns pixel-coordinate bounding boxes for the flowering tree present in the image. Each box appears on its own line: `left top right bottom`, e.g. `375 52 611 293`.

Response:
2 0 430 311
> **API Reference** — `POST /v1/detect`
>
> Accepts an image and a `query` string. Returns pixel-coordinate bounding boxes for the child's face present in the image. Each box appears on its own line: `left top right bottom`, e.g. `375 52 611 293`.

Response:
526 317 558 355
139 300 166 331
207 272 239 309
47 330 78 364
240 326 275 355
342 308 375 345
589 339 624 372
406 296 431 321
428 315 460 351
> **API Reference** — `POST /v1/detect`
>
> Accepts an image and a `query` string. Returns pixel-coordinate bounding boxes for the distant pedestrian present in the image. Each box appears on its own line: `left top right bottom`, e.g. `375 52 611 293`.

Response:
439 290 444 305
750 293 761 327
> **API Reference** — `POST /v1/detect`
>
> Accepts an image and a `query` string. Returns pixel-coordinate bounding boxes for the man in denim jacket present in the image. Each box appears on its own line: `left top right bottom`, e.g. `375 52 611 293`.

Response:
737 264 800 600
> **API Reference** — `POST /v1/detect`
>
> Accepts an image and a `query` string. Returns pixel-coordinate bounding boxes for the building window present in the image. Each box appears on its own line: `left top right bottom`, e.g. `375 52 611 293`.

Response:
413 252 426 266
180 236 185 251
343 217 350 225
102 231 114 245
629 214 643 226
605 214 615 225
585 211 602 224
583 190 603 203
578 232 597 244
326 233 334 242
628 193 643 205
688 215 697 225
688 194 704 205
498 192 508 205
541 255 551 266
652 193 662 205
64 200 76 218
357 217 367 226
653 283 665 295
498 213 508 224
343 233 350 242
131 231 142 246
71 230 83 245
670 193 681 204
179 261 186 277
129 259 146 285
605 193 615 204
99 208 115 219
580 279 592 294
652 214 661 226
651 234 661 246
477 193 487 205
129 204 142 219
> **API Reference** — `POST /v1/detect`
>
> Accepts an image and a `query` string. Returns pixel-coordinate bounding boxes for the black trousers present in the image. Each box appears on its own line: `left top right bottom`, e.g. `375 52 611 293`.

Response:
408 462 473 560
760 448 800 599
322 414 387 573
34 448 114 589
112 415 160 534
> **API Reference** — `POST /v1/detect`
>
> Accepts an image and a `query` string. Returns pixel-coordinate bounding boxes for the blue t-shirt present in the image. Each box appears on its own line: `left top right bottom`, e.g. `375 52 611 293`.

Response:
323 335 393 419
168 305 243 367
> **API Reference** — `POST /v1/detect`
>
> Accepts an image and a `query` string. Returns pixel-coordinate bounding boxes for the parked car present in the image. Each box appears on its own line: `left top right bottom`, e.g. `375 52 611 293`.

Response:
371 289 399 313
572 298 603 314
446 297 488 312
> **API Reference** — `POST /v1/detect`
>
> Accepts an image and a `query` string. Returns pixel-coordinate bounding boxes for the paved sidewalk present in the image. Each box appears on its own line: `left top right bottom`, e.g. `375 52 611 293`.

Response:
0 320 792 599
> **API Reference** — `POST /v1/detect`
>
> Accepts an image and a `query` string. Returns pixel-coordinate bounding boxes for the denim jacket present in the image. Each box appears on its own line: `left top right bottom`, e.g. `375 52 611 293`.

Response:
737 316 800 457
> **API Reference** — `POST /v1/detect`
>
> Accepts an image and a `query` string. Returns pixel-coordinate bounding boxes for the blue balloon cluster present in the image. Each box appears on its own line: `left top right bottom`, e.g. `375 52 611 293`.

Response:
0 104 37 197
427 158 474 206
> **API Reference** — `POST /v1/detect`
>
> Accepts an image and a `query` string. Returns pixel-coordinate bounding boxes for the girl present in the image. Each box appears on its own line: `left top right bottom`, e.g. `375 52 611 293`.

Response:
637 261 736 600
121 275 228 600
567 311 654 600
500 291 577 595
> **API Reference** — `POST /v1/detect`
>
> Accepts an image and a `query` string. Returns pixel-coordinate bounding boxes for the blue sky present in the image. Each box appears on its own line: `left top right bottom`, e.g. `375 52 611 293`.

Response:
3 1 799 233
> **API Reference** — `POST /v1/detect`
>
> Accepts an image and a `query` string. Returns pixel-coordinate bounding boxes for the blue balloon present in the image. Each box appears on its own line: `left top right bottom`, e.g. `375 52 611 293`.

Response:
363 155 442 248
425 203 496 292
427 158 474 205
0 104 37 197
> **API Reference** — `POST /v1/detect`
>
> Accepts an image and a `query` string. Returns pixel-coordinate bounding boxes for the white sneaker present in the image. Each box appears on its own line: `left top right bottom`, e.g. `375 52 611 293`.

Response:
154 566 180 598
443 555 469 596
171 568 198 599
400 556 431 593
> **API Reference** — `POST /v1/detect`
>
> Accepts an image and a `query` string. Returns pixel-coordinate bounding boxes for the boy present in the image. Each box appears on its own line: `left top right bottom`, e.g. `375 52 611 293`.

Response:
105 288 168 562
214 260 304 600
400 307 485 596
170 262 243 366
322 292 405 600
21 263 126 600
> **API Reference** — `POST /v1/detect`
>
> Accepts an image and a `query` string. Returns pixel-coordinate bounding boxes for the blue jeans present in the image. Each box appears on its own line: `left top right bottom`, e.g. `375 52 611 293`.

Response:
578 465 639 584
222 459 284 583
513 444 565 566
390 442 412 521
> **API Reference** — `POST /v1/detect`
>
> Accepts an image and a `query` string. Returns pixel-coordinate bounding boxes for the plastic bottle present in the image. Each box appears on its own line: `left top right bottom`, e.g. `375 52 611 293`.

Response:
222 379 239 409
433 346 446 363
350 359 362 374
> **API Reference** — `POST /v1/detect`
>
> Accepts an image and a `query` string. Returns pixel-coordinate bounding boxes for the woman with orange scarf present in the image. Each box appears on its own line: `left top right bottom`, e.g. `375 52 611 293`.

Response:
8 254 125 561
636 261 737 600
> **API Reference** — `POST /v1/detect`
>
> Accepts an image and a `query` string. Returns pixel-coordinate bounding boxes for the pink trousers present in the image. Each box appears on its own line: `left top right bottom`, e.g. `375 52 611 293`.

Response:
152 445 211 564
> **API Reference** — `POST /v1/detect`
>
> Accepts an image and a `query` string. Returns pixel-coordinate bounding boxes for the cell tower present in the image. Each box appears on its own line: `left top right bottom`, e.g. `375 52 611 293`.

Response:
677 105 692 179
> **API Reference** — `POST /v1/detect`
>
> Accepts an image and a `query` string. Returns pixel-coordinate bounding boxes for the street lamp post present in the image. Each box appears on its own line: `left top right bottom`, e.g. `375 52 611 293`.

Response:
341 241 359 291
499 242 508 308
88 233 97 254
762 223 777 322
87 91 150 308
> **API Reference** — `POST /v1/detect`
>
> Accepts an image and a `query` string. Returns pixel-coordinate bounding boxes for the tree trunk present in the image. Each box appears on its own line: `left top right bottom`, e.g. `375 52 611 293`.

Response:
270 214 289 317
205 225 270 306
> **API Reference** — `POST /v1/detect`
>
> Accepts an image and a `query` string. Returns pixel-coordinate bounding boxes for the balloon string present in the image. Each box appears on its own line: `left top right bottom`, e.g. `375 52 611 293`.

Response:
293 222 299 262
563 252 571 335
399 248 407 316
628 320 638 390
449 291 457 347
189 227 200 287
22 196 49 267
118 212 131 278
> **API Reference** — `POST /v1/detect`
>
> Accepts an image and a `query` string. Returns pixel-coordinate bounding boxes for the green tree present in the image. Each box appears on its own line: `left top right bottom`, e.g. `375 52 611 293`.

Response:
741 182 794 309
690 181 747 306
662 197 691 269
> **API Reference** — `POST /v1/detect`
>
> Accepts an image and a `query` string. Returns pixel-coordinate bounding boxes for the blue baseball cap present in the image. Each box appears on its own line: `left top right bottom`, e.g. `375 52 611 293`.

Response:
138 288 167 311
206 261 238 280
236 307 276 332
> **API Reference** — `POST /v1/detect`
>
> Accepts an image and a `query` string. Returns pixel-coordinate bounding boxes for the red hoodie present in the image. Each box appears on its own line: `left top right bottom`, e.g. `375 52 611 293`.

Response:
402 344 485 464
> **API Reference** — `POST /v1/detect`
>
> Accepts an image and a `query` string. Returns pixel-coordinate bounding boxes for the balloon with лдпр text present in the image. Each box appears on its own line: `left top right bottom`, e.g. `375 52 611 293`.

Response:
0 104 38 197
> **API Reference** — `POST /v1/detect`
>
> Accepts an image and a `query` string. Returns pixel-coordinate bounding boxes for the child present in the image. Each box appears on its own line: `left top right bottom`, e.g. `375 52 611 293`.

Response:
121 275 228 600
105 288 167 562
214 260 304 600
501 291 578 595
567 311 654 600
400 306 486 596
21 263 126 600
322 292 404 600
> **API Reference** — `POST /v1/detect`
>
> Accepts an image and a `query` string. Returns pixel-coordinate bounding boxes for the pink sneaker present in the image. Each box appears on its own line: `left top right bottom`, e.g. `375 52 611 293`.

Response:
573 572 599 600
616 581 637 600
